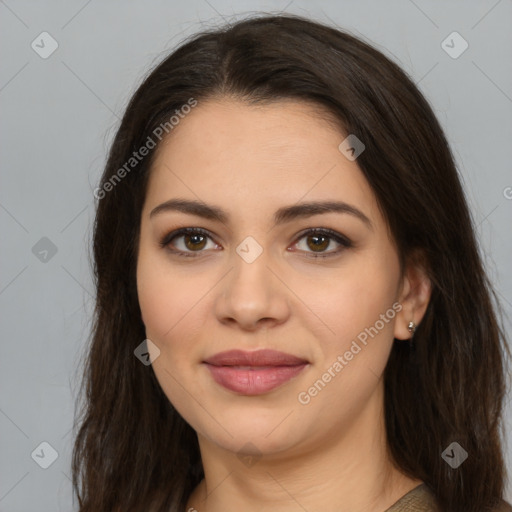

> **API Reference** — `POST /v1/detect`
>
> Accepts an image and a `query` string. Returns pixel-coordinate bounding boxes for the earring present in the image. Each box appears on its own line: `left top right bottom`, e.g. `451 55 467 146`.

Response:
407 321 416 335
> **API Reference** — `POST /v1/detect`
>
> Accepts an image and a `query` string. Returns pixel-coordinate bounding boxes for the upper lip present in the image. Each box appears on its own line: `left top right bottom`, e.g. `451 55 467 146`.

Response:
203 349 308 367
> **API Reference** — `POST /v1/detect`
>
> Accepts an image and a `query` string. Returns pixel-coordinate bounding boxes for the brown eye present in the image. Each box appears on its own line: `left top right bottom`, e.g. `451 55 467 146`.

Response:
183 233 207 251
160 228 217 256
293 229 352 258
305 234 330 252
160 227 352 259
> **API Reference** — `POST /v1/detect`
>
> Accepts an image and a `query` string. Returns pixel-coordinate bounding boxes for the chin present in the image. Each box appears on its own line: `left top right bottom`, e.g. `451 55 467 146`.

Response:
194 410 303 455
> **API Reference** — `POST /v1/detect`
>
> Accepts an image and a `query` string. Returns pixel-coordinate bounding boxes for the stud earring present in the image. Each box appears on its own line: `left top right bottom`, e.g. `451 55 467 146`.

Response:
407 321 416 334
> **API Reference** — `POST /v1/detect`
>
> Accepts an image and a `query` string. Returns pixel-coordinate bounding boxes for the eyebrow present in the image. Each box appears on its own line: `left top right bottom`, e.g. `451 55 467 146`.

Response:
149 198 373 230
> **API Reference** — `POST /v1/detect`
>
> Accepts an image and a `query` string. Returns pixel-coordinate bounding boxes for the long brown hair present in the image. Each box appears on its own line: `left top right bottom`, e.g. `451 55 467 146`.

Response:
72 13 511 512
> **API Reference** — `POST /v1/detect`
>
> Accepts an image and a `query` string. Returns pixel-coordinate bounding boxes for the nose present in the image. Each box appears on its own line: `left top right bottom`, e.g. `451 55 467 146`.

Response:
213 248 291 332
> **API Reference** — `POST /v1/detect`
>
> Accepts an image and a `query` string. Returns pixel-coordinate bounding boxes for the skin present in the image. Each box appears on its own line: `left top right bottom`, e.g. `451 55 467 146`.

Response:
136 98 432 512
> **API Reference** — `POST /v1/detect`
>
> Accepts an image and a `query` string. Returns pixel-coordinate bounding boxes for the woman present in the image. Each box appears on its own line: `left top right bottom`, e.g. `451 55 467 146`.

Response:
72 13 512 512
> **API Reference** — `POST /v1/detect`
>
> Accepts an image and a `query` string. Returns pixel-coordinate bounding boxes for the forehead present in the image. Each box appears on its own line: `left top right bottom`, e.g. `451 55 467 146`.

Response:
153 98 345 165
144 99 381 226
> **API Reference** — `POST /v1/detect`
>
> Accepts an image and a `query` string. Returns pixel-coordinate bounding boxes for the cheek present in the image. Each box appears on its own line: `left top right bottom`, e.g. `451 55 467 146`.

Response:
136 253 203 407
313 249 400 371
137 249 198 340
323 262 398 337
137 268 172 338
136 250 214 388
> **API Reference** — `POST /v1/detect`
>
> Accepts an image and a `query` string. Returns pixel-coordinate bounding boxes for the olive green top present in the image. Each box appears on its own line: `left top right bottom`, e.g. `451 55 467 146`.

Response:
385 484 512 512
384 484 439 511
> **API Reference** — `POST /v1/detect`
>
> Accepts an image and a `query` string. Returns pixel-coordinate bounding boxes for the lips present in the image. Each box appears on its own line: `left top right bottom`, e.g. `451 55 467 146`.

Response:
204 349 308 367
203 349 309 395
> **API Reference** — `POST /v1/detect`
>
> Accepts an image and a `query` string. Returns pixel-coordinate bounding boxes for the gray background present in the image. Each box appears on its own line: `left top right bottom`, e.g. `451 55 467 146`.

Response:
1 0 511 510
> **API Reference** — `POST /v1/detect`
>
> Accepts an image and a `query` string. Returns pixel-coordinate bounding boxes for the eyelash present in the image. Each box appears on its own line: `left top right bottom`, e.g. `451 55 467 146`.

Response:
159 227 353 259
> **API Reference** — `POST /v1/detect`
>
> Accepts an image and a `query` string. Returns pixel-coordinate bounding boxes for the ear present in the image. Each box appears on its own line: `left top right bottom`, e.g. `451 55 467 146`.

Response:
394 249 432 340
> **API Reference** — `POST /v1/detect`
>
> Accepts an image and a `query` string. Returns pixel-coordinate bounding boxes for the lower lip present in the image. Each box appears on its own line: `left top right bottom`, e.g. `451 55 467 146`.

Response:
204 364 307 395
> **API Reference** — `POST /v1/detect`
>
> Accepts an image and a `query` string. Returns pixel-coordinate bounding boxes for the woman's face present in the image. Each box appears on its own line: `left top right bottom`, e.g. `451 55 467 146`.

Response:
137 98 415 458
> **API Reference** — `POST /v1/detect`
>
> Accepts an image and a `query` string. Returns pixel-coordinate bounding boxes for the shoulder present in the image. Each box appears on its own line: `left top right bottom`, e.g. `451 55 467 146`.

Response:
385 484 439 512
385 484 512 512
494 499 512 512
